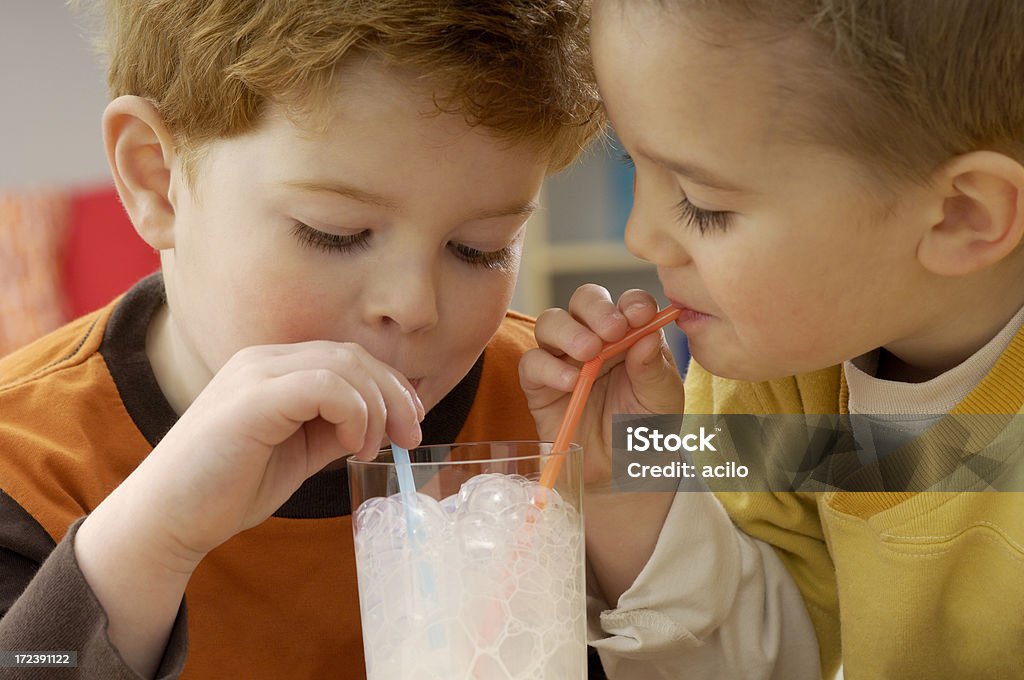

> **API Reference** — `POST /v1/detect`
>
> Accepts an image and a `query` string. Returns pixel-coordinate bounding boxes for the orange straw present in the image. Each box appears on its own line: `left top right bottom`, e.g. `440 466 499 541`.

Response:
539 306 682 488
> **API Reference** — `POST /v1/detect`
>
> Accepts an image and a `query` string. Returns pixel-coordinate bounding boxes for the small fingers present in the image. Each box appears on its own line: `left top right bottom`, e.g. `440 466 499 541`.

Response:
360 361 423 454
568 284 628 343
617 289 661 327
534 284 629 362
318 343 421 455
229 342 422 458
534 307 602 362
520 347 580 394
622 333 686 413
260 369 371 454
245 341 424 419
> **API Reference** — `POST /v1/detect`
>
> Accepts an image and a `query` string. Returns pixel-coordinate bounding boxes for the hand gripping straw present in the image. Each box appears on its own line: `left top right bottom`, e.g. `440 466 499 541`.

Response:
496 309 679 655
539 306 682 489
493 307 680 653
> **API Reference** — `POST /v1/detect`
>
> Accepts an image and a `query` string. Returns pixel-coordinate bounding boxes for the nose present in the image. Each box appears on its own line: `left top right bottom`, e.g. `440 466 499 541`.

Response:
623 177 692 268
363 260 440 334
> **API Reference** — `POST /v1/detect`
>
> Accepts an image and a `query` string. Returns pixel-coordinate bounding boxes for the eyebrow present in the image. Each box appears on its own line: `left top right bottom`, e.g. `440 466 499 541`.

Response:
643 151 747 193
283 180 399 209
283 179 538 220
469 201 539 220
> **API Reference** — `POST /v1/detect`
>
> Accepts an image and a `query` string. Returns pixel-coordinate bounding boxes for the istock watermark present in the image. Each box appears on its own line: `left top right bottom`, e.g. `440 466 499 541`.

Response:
625 426 718 453
611 413 1024 493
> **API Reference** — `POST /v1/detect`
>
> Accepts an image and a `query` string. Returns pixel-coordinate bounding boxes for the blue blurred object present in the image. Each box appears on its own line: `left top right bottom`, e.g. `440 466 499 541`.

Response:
607 136 635 238
667 326 691 379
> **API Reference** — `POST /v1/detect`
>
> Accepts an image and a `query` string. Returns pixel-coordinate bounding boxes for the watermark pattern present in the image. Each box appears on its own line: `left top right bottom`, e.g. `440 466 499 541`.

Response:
612 414 1024 493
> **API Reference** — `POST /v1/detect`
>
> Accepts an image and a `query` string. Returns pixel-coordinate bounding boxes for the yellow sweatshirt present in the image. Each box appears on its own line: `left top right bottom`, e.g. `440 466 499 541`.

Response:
687 326 1024 678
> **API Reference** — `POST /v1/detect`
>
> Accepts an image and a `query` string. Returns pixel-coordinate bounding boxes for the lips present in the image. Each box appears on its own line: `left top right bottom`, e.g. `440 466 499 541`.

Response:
667 298 711 317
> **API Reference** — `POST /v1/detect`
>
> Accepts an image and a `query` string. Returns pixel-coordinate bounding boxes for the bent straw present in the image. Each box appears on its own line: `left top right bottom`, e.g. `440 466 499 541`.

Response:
539 306 682 489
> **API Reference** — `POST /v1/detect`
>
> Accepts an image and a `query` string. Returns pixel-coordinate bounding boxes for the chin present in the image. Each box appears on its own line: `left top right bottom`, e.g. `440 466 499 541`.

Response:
415 377 448 415
689 346 799 384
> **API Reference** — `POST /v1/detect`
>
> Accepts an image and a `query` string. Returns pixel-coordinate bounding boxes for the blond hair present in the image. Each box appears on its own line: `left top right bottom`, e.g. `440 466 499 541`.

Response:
97 0 603 178
668 0 1024 184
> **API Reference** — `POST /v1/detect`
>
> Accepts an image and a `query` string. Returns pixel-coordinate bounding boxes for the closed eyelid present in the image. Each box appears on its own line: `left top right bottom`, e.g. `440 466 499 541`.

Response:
290 221 370 253
291 221 517 269
675 197 732 235
449 241 517 270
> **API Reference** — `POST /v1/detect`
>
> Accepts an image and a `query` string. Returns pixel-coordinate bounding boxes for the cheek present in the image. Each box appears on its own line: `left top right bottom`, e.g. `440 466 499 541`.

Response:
699 247 781 312
439 272 515 345
702 248 821 338
248 284 353 344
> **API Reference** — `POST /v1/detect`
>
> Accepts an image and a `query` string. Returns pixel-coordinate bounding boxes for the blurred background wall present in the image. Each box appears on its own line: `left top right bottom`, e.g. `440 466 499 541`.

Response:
0 2 110 189
1 2 165 356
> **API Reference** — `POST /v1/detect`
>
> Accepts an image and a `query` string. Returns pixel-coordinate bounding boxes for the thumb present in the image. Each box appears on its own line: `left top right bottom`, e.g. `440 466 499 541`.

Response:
622 332 685 413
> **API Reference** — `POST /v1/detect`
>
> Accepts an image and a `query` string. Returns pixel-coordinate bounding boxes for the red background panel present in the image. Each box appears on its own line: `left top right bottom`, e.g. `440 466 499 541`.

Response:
62 185 160 318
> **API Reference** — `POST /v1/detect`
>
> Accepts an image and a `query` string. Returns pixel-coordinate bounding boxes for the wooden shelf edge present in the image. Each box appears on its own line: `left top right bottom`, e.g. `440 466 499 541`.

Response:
543 241 653 273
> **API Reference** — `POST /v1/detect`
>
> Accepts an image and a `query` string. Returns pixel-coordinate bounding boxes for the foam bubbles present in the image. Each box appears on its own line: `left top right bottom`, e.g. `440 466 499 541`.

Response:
353 475 585 679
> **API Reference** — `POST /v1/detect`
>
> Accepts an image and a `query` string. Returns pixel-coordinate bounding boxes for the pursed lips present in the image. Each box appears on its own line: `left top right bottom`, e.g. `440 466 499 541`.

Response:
667 297 713 317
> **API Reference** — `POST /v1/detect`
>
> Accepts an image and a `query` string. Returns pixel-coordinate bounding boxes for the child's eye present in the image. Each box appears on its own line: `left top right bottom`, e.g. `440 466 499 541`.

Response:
291 222 370 254
675 198 732 235
448 242 516 271
617 150 635 169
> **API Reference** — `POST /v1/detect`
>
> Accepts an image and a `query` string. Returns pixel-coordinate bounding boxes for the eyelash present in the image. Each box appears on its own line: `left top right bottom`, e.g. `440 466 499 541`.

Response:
449 243 517 270
617 152 731 235
291 222 371 254
675 198 732 235
291 222 515 270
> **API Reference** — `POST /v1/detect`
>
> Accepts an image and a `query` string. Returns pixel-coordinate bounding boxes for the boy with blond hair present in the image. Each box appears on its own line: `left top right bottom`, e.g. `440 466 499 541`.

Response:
522 1 1024 678
0 1 601 678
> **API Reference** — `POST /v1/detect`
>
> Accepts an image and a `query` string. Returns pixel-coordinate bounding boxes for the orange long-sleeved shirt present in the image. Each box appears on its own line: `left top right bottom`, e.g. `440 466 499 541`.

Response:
0 274 540 679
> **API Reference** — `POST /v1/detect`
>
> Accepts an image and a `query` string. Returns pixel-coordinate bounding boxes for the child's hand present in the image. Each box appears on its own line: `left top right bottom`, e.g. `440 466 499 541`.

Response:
138 341 424 559
74 341 423 675
520 285 685 488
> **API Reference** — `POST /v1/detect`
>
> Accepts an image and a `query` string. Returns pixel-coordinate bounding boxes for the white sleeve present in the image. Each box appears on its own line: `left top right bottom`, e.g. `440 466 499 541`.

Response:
587 490 822 680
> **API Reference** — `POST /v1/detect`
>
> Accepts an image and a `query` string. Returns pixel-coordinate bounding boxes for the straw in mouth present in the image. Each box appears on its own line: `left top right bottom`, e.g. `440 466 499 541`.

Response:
539 306 682 489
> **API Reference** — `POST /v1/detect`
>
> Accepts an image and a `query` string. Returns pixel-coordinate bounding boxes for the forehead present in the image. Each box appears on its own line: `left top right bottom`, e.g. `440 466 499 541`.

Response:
188 59 547 221
590 1 822 168
215 60 541 176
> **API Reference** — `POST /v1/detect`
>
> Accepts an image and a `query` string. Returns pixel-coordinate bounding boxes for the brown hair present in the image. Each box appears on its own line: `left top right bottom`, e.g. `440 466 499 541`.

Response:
97 0 603 178
660 0 1024 184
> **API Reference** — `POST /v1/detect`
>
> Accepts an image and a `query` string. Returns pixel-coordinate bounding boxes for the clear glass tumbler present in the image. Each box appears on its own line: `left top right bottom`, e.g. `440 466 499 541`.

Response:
348 441 585 679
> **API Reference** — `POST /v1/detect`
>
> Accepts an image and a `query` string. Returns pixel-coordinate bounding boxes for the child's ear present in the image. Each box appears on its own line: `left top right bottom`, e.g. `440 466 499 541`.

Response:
102 95 178 250
918 151 1024 277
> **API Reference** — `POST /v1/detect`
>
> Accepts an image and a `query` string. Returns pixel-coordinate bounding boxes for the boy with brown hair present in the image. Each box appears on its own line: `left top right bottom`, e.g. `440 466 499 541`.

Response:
0 1 601 678
522 0 1024 678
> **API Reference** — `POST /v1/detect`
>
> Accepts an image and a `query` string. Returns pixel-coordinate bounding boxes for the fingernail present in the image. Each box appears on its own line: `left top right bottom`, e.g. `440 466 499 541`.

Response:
625 303 648 318
410 421 422 443
563 367 579 388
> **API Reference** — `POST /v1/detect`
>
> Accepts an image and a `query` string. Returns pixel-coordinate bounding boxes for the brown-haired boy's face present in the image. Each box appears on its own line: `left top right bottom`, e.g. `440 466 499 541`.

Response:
592 1 941 382
153 60 547 414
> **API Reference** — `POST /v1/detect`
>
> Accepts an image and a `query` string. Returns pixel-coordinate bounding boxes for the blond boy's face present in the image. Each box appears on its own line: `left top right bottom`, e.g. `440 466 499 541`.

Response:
592 2 938 382
159 61 547 412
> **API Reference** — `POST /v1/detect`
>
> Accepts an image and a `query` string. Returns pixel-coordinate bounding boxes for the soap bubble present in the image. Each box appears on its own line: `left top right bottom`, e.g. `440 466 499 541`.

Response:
462 473 530 516
353 475 585 679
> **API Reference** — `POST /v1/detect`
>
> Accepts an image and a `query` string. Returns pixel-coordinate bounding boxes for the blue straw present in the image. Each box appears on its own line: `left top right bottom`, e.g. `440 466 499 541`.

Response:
392 444 418 503
392 444 445 648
